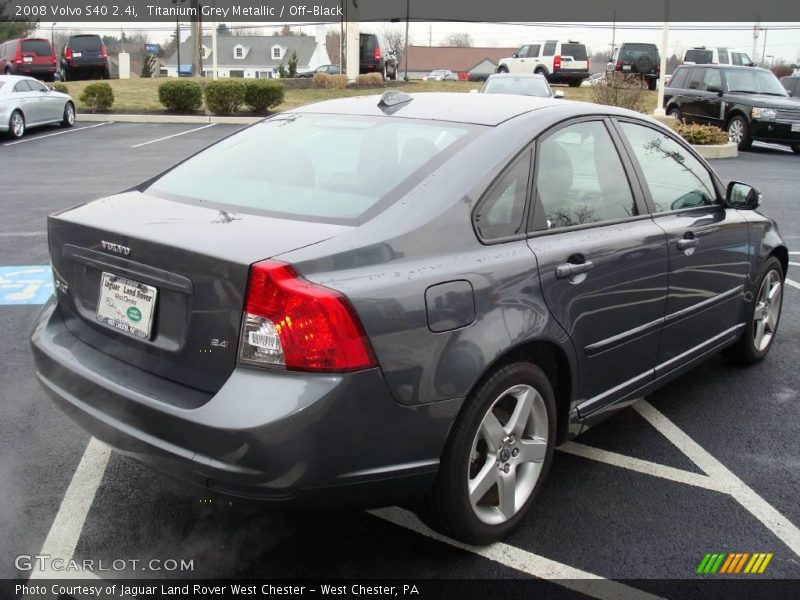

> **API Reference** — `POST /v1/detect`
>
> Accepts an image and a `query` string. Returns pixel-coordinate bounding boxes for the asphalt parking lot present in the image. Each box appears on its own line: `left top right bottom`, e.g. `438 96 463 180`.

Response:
1 120 798 597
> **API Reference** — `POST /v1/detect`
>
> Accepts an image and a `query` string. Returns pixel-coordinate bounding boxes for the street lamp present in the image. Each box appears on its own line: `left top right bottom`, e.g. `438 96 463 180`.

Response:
172 0 187 76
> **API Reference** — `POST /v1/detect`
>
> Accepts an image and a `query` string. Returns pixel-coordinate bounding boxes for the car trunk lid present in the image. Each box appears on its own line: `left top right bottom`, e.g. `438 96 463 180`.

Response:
48 191 350 393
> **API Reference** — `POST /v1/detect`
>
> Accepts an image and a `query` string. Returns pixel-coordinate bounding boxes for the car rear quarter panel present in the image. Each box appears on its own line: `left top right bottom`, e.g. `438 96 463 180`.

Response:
276 111 579 408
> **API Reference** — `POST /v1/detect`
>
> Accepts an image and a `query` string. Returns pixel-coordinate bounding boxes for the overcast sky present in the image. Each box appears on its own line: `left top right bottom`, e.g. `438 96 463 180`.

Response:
36 21 800 64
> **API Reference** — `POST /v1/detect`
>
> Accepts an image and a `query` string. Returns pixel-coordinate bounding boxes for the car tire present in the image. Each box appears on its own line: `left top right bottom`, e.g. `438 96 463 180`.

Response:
61 102 75 128
422 362 556 545
647 78 657 91
791 144 800 154
497 66 509 73
102 68 110 80
8 110 25 139
568 80 581 87
667 106 682 122
724 256 784 365
727 115 752 150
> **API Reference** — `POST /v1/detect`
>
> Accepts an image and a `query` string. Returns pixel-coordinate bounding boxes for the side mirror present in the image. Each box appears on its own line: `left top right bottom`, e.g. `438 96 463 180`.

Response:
554 90 565 98
511 53 518 58
46 84 55 91
706 85 724 96
726 181 761 209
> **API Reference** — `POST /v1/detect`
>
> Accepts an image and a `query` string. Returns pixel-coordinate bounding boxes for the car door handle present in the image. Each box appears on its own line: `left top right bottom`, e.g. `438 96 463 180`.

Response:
676 237 700 250
556 260 594 279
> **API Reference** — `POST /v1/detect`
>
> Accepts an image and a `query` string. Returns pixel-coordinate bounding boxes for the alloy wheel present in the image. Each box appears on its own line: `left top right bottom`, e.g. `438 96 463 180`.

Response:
11 112 24 138
753 270 782 352
66 104 75 125
468 384 548 525
728 119 744 144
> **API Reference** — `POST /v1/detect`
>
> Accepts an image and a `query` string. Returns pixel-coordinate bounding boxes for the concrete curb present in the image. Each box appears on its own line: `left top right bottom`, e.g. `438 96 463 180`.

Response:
691 142 738 160
77 113 264 125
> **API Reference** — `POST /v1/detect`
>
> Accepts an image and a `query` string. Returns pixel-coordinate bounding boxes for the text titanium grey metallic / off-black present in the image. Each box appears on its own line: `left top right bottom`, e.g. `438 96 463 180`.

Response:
31 92 787 544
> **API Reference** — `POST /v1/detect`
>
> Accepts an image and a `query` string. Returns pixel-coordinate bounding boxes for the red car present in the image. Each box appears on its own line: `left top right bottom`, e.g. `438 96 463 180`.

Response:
0 38 58 81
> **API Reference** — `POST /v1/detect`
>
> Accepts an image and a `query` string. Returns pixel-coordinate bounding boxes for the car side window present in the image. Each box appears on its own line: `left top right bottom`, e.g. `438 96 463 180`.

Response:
517 45 530 57
703 68 721 90
619 122 717 212
529 44 541 57
27 79 47 92
670 68 688 88
13 81 31 93
543 41 557 56
687 68 705 90
473 151 531 240
535 121 637 230
718 49 729 64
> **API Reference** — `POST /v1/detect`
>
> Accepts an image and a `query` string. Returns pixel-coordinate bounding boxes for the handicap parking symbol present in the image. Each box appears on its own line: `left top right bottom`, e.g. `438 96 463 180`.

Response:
0 266 54 305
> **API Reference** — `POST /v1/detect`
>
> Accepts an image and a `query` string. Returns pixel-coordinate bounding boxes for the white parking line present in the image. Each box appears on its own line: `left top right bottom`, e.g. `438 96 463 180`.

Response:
130 124 216 148
2 122 110 146
370 507 664 600
786 279 800 291
633 401 800 557
789 252 800 255
29 437 110 580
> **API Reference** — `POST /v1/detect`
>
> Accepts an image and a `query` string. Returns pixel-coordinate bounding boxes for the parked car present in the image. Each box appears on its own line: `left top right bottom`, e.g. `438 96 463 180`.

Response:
780 75 800 98
0 75 75 138
31 91 787 545
497 40 589 87
608 43 660 90
297 64 341 78
423 69 457 81
682 47 754 67
479 73 562 98
60 34 109 81
359 33 395 80
665 64 800 153
0 38 58 81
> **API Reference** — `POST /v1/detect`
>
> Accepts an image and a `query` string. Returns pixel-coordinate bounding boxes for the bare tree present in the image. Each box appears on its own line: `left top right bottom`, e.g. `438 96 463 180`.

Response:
443 32 473 48
382 25 405 62
326 30 341 64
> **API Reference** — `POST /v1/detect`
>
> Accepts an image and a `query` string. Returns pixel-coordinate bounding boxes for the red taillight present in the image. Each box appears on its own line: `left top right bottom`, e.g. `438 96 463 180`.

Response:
50 52 57 64
373 47 381 63
553 55 561 70
616 59 623 70
101 46 107 59
240 260 377 372
65 47 72 61
14 49 22 64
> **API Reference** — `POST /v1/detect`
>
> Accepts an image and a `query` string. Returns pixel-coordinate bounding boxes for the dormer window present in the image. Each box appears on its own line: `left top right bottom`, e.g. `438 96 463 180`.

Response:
235 46 244 59
272 46 282 60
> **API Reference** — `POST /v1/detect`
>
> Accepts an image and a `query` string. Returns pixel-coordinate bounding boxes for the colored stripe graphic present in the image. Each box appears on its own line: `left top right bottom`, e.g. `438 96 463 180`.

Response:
734 553 749 573
700 552 773 575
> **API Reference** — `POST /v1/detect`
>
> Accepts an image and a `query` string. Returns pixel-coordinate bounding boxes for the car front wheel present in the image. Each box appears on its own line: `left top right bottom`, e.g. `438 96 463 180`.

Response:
724 256 784 364
423 362 556 545
61 102 75 128
497 66 508 73
727 115 752 150
8 110 25 139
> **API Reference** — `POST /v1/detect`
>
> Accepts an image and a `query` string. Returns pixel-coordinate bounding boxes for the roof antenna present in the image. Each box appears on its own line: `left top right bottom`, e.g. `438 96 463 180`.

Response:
378 90 413 109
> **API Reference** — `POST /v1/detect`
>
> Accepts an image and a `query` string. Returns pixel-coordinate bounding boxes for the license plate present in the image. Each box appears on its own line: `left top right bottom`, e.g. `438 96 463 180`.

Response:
23 56 32 63
623 65 632 70
73 51 82 58
792 123 800 133
96 272 157 339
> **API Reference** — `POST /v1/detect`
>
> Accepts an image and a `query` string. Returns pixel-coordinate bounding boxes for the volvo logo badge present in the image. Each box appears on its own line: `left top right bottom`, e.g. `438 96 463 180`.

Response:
100 241 131 256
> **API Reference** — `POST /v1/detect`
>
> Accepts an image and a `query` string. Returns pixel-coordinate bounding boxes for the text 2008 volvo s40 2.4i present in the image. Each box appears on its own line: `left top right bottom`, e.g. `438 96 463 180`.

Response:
31 91 787 544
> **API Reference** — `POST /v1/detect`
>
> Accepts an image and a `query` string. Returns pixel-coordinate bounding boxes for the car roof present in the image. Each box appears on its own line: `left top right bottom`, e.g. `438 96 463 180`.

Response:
487 73 547 80
289 92 638 126
0 74 33 83
676 64 768 73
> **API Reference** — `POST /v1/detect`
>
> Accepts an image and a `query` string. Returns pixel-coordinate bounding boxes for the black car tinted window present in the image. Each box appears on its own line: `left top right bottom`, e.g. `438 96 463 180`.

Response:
536 121 636 229
669 68 689 88
621 44 658 61
529 44 541 57
70 35 102 52
687 68 705 90
561 44 587 60
724 68 787 95
21 39 52 56
149 115 479 223
620 123 716 213
703 68 722 90
474 151 531 240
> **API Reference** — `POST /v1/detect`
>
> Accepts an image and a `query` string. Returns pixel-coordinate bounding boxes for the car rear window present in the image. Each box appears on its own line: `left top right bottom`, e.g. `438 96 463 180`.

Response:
621 44 657 59
561 44 587 60
148 114 480 223
70 36 102 52
483 76 551 97
685 49 713 64
21 39 52 56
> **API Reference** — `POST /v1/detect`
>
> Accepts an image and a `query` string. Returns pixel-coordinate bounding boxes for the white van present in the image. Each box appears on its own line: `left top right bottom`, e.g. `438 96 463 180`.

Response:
682 47 754 66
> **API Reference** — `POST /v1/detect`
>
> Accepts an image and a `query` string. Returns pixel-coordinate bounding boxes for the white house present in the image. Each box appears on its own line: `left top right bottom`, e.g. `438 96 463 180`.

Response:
164 34 330 78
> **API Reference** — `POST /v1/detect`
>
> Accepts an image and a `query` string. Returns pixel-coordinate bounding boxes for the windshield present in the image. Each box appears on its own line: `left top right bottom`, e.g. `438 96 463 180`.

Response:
724 69 788 95
482 76 552 97
148 114 478 222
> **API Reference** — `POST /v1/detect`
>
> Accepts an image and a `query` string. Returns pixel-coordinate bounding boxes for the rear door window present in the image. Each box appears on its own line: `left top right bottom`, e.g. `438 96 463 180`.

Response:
561 43 587 61
687 68 705 90
21 39 52 56
703 68 722 90
717 48 729 64
70 36 102 52
529 44 541 57
543 41 557 56
13 80 32 93
669 68 689 88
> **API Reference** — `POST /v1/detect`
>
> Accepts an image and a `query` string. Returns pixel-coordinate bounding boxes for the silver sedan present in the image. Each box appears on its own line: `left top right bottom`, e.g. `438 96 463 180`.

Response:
0 75 75 139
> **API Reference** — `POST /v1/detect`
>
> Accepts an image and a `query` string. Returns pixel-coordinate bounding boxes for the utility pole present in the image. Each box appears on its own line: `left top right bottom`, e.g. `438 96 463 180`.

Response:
752 21 759 64
761 27 768 67
654 0 670 117
198 3 203 76
610 10 616 56
404 0 410 80
429 25 432 47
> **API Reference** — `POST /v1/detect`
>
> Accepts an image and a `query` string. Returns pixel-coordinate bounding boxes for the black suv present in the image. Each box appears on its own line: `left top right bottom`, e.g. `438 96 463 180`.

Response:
359 33 396 80
608 43 660 90
665 64 800 153
60 34 109 81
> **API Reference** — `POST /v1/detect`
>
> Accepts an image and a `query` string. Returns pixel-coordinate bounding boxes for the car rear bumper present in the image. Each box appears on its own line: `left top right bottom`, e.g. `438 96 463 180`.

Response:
31 298 460 504
10 65 56 75
549 69 589 82
750 120 800 145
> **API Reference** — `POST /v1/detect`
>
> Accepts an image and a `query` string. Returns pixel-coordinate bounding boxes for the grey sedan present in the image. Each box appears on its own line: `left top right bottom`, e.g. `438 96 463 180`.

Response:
0 75 75 138
479 72 563 98
31 92 787 544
